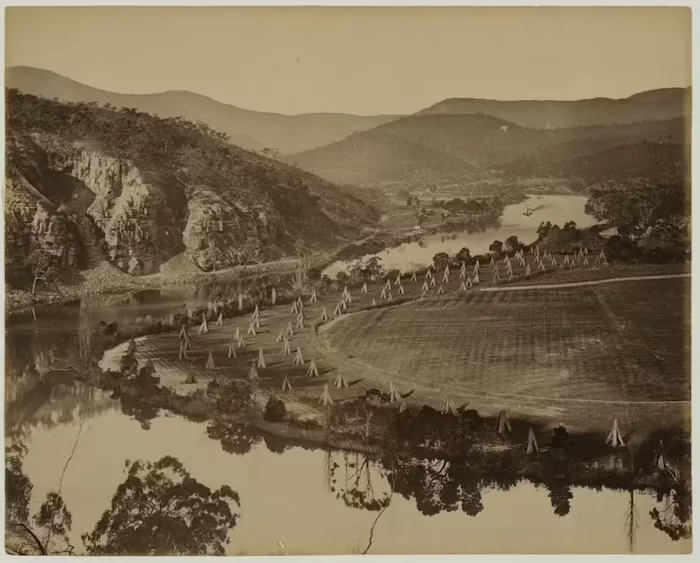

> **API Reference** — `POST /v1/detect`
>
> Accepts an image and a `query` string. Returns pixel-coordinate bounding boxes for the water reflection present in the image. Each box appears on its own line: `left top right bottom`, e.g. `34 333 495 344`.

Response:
7 398 691 555
324 194 598 276
4 296 692 555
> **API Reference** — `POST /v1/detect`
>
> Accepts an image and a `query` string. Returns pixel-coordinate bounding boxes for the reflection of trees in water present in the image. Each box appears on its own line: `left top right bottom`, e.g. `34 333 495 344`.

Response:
5 372 116 440
328 451 391 512
545 481 574 517
118 394 161 431
5 308 116 438
206 420 263 455
6 445 241 556
625 489 639 554
650 485 692 542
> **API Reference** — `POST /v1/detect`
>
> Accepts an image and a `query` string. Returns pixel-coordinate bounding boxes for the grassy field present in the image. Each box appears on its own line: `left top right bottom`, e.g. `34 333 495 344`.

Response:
128 253 689 433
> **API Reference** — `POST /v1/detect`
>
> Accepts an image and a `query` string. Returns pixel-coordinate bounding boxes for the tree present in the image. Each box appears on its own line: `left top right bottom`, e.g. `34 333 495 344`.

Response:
263 395 287 422
5 443 32 524
82 456 240 555
504 236 522 253
537 221 555 239
5 444 74 555
27 247 59 295
454 247 471 265
432 252 450 271
488 240 503 254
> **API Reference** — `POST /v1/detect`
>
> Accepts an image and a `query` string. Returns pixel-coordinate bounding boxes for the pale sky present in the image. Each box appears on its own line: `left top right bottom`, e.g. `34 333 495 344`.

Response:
4 6 692 115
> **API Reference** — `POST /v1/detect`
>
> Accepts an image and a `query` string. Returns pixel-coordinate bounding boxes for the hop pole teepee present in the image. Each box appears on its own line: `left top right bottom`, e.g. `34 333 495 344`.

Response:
497 410 512 434
227 340 237 358
306 358 320 377
526 427 539 455
441 397 457 415
248 361 259 381
205 351 216 370
257 348 267 368
293 347 305 365
319 384 333 406
606 419 625 447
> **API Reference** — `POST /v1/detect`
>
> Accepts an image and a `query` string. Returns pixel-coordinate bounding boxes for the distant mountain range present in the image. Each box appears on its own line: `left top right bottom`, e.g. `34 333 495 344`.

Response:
6 66 691 187
5 66 400 154
419 88 691 129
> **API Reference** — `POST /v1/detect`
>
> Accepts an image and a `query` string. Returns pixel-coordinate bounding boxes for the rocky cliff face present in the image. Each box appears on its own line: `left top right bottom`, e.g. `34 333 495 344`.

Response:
66 152 186 274
5 91 378 288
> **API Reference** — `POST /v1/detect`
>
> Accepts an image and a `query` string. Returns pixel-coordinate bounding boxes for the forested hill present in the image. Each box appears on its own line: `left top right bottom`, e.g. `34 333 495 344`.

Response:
288 112 686 185
5 89 378 288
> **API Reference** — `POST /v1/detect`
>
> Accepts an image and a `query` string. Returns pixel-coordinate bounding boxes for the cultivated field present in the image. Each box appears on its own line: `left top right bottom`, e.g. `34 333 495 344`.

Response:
321 277 690 430
126 250 690 432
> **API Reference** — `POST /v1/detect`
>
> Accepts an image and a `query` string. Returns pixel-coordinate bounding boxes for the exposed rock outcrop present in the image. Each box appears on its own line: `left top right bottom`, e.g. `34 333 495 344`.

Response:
5 91 379 288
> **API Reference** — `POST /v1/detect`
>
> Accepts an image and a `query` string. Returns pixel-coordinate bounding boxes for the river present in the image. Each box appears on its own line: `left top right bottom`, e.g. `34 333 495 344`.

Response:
4 193 690 555
324 194 598 277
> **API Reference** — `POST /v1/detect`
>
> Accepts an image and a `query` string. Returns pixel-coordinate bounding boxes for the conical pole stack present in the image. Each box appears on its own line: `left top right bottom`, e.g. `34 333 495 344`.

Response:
334 372 348 388
293 347 304 365
497 410 512 434
526 427 539 455
606 419 625 447
205 351 215 370
248 361 259 381
306 358 320 377
319 384 333 406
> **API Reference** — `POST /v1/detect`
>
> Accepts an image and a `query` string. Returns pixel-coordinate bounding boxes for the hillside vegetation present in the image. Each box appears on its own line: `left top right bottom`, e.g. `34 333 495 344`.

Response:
5 89 378 289
290 112 687 185
6 66 401 154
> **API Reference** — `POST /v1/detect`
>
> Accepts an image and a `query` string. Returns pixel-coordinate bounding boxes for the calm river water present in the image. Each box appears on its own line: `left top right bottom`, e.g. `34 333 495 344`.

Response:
324 194 598 277
4 194 690 555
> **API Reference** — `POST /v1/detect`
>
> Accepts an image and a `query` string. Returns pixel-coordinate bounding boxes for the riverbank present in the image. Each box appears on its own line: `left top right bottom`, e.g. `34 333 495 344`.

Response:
65 254 689 507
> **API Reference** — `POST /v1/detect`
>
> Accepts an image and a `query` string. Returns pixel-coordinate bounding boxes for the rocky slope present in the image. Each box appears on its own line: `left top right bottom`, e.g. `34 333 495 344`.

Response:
5 90 378 289
6 66 400 154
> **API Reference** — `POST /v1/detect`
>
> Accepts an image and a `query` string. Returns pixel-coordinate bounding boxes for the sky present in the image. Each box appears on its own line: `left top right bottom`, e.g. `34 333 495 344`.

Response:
4 6 692 116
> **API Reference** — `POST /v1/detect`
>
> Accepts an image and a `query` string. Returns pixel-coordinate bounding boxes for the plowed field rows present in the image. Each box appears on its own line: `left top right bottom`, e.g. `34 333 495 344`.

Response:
323 278 690 404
